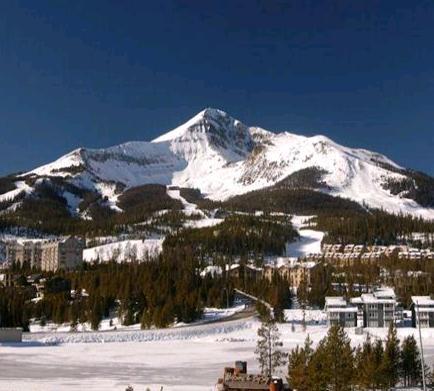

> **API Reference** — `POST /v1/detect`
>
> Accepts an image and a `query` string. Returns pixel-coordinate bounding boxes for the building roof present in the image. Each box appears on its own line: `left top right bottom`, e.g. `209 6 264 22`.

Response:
359 293 396 304
411 296 434 306
325 296 358 312
328 307 358 313
325 296 347 307
373 287 396 299
348 287 398 304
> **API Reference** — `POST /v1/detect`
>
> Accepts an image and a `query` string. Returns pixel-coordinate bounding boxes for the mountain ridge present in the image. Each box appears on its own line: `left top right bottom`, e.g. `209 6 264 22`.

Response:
1 108 434 221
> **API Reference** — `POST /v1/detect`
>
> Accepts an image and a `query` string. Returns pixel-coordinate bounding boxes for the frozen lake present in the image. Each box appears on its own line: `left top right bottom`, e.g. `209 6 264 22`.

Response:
2 316 434 390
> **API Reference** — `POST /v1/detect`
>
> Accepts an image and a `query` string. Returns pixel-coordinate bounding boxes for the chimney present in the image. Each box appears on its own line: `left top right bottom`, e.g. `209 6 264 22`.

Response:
223 367 234 381
269 378 283 391
234 361 247 375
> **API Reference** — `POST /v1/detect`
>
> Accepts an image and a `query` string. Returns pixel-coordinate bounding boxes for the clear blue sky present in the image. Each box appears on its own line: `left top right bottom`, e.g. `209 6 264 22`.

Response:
1 0 434 175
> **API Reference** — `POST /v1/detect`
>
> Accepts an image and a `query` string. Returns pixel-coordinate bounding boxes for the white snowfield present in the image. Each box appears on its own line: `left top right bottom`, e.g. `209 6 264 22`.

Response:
28 305 247 334
83 238 164 263
285 215 324 258
166 188 204 217
82 188 224 264
0 181 33 203
1 314 434 391
166 187 223 228
16 107 434 219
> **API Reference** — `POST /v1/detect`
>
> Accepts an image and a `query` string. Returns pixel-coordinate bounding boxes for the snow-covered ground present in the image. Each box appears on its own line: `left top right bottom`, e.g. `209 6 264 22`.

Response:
166 187 223 228
284 215 324 258
284 308 327 324
83 238 164 263
184 217 223 229
82 189 225 264
166 188 205 217
0 181 33 203
28 305 246 334
2 314 434 391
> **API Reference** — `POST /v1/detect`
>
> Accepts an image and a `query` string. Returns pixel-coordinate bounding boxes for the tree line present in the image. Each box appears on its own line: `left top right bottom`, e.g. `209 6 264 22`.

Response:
1 248 296 330
0 249 231 330
287 323 430 390
255 312 430 389
316 209 434 246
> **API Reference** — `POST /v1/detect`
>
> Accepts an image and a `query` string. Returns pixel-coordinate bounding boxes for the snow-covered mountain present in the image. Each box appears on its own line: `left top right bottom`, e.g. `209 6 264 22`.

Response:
2 108 434 219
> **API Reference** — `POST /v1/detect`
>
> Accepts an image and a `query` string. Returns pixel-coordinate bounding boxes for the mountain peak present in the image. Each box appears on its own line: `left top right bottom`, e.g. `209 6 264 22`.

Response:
151 108 254 160
152 107 236 143
197 107 228 119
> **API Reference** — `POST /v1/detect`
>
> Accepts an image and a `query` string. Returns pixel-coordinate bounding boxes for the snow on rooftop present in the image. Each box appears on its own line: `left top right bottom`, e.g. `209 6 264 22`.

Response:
373 287 396 298
328 307 358 313
412 296 434 306
360 290 397 304
325 297 358 312
200 265 222 278
325 296 347 307
264 257 317 269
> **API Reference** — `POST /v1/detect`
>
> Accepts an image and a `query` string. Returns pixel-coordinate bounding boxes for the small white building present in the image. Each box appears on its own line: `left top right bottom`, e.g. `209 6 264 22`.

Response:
0 328 22 343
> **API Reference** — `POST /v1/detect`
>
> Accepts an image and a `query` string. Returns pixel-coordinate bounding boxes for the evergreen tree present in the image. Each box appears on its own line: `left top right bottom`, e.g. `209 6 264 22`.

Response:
287 335 313 391
297 277 309 309
308 338 330 390
255 315 286 377
140 309 152 329
382 323 401 388
400 335 422 387
90 299 103 330
372 338 386 390
354 335 377 390
271 274 291 322
325 325 354 391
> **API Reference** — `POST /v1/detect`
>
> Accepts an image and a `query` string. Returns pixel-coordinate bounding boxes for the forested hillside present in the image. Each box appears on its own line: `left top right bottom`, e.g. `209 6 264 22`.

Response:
316 210 434 245
0 247 292 329
0 182 183 236
222 188 366 216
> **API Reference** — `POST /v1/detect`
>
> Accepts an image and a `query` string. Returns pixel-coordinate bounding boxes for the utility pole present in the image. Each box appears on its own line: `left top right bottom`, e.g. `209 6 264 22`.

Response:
268 325 272 378
223 287 229 309
416 300 427 391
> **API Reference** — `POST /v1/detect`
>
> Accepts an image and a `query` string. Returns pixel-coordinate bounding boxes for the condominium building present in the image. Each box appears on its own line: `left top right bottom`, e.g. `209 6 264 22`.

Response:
324 296 358 327
263 258 318 289
6 237 84 272
6 241 42 268
351 287 398 328
411 296 434 328
40 237 84 272
325 287 400 328
287 261 316 288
